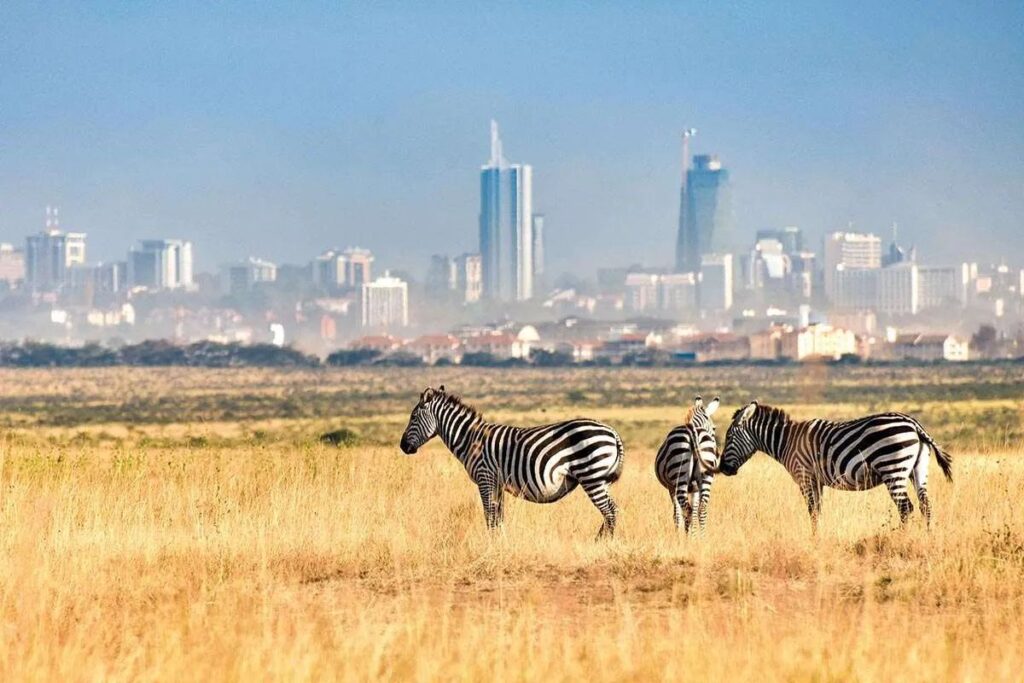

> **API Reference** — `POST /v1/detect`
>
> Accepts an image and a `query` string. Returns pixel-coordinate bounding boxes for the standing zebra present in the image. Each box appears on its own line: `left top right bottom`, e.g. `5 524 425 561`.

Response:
399 386 626 537
654 396 721 533
720 401 953 531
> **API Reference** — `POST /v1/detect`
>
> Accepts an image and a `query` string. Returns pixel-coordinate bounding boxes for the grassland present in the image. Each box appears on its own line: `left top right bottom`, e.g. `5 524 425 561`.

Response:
1 366 1023 681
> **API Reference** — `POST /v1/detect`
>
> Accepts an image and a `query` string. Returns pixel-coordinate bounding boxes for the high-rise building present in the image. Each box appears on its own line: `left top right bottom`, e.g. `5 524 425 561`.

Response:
455 252 482 304
311 247 373 291
426 254 456 297
757 226 803 255
676 154 734 272
918 266 964 310
361 272 409 329
479 120 533 301
878 262 918 315
221 257 277 295
0 243 26 287
426 253 482 304
532 213 545 289
624 273 660 313
832 266 879 310
128 239 194 290
312 250 345 290
25 229 87 292
823 232 882 301
699 253 734 311
659 272 699 313
343 247 373 288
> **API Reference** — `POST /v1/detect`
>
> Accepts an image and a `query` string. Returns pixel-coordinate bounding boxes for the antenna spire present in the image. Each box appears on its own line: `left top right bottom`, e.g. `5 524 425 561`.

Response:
489 119 505 167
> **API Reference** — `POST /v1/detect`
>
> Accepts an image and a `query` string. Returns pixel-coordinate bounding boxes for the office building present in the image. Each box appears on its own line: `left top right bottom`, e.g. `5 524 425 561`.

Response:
659 272 699 313
343 247 373 288
0 243 25 286
878 262 918 315
455 252 482 303
221 257 277 295
823 232 882 300
361 272 409 329
532 213 545 289
25 228 86 292
624 273 660 313
918 266 964 310
699 253 734 311
479 120 533 301
676 154 734 272
128 239 194 290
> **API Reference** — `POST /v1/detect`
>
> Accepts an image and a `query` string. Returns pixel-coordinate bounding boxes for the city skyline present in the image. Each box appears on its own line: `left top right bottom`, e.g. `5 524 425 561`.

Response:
1 3 1022 276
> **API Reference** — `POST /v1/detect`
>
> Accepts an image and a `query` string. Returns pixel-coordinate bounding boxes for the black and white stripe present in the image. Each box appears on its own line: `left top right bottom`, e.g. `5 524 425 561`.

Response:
654 396 720 533
720 401 953 531
399 385 625 537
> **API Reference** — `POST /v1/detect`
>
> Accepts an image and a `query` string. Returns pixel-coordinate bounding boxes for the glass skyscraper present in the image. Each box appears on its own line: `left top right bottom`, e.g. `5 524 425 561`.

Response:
676 154 734 273
479 120 533 301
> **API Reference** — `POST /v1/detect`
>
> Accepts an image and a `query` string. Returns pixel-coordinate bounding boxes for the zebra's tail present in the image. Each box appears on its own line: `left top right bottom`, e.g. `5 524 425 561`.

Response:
607 430 625 484
915 421 953 482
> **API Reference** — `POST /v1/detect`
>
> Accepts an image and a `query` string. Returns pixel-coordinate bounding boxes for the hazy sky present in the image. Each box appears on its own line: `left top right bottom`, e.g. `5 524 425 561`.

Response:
1 2 1022 277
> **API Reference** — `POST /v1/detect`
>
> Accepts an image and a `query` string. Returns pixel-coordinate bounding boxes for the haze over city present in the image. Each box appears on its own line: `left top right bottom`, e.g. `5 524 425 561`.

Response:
2 2 1022 276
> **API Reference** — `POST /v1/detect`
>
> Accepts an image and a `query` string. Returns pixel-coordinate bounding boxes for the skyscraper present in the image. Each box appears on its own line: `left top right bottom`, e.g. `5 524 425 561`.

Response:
532 213 545 289
25 227 87 291
479 121 533 301
361 272 409 329
128 239 194 290
823 231 882 300
676 151 734 273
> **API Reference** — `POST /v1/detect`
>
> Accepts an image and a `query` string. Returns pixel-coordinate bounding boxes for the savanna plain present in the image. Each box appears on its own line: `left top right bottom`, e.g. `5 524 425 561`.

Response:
1 364 1023 681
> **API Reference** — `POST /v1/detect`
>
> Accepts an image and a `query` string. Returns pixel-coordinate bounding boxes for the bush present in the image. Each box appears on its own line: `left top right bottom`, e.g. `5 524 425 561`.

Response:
319 428 359 446
326 348 382 366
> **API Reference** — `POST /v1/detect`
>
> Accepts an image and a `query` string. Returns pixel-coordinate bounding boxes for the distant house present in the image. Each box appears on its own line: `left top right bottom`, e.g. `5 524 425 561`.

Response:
553 339 601 363
779 324 857 361
349 334 404 353
749 326 789 360
407 334 462 364
890 333 969 362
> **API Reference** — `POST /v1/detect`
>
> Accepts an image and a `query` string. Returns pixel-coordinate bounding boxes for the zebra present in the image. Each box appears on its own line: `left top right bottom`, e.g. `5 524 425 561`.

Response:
654 396 721 533
720 401 953 532
399 385 626 537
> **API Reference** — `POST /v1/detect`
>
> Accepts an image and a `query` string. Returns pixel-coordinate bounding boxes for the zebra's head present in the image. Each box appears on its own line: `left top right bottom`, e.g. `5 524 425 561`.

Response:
720 400 759 476
689 395 721 473
399 385 445 454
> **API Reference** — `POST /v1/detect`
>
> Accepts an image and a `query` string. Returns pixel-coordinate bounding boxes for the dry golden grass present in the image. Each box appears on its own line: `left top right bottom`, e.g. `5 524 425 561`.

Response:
1 368 1023 681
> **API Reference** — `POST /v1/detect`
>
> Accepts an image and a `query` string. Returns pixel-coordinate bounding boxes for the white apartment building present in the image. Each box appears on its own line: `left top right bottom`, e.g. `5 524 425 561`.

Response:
361 272 409 329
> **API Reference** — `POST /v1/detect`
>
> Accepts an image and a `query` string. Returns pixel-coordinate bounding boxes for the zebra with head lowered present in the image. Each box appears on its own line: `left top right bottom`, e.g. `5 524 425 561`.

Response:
399 386 626 537
720 401 953 532
654 396 721 533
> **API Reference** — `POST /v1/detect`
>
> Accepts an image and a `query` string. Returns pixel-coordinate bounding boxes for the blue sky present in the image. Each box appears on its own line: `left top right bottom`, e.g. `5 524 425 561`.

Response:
1 2 1022 277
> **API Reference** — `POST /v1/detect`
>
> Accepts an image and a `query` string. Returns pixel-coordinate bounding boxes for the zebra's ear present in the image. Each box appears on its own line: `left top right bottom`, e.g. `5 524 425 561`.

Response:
421 387 435 402
706 397 720 416
739 401 757 422
693 395 704 409
438 384 446 393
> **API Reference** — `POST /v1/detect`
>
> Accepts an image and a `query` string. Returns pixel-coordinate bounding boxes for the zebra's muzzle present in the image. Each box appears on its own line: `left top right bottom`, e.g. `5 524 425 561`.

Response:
399 438 418 455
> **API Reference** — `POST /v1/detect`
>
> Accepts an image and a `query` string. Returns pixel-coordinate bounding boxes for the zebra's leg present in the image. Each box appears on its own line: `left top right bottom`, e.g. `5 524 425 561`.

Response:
913 444 932 528
581 480 618 538
697 477 712 533
671 491 684 530
884 476 914 527
493 486 506 527
687 488 700 535
477 476 500 530
799 476 823 534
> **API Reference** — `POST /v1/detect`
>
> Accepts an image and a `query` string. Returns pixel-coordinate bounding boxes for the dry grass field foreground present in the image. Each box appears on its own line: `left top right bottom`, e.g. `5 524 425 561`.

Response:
1 367 1023 681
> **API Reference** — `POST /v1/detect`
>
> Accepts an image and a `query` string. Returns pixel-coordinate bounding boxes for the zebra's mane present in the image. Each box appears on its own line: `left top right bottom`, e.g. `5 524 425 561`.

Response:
733 402 791 424
681 405 697 424
437 391 483 421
